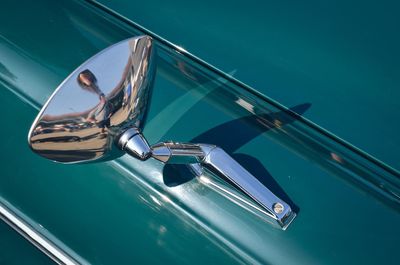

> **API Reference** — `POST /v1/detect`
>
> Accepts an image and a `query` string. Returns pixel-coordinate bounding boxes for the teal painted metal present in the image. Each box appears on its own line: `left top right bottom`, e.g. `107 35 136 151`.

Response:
96 0 400 170
0 221 53 264
0 0 399 264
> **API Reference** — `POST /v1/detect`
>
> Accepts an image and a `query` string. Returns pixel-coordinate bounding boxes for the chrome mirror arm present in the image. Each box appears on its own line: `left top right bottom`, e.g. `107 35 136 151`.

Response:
118 128 296 229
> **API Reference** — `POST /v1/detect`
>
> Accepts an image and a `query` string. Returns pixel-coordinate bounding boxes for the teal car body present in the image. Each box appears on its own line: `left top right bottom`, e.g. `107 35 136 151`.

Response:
0 0 399 264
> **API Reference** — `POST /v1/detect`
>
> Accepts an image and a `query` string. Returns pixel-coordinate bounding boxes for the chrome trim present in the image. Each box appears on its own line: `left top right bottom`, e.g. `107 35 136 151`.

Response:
0 203 81 265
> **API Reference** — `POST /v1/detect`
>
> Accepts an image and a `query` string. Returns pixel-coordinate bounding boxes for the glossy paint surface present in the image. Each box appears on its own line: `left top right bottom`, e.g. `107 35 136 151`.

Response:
0 221 52 264
97 0 400 170
0 0 399 264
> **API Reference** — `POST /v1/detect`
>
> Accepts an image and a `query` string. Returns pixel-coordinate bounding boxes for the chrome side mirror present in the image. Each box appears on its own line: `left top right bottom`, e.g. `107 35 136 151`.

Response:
29 36 155 163
28 36 295 229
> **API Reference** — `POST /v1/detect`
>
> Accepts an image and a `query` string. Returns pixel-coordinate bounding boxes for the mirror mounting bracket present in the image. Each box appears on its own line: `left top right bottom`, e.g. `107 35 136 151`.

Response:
118 127 296 229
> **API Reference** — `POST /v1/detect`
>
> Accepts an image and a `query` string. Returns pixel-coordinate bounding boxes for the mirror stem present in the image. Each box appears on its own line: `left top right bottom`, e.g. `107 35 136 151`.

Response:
117 128 152 160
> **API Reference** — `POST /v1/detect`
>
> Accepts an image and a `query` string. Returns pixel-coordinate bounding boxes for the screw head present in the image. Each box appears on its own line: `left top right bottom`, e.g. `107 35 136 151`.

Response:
273 203 284 214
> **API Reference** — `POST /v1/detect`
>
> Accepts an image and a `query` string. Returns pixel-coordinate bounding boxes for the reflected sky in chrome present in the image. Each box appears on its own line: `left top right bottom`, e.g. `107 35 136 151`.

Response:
28 36 155 163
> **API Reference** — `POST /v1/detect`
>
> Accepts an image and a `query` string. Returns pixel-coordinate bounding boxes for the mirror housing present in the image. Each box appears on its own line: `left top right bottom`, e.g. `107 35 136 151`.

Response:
28 36 155 163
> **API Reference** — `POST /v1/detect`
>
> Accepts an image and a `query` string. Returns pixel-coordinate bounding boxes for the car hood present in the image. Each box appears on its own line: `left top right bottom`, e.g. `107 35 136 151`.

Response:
96 0 400 171
0 0 399 264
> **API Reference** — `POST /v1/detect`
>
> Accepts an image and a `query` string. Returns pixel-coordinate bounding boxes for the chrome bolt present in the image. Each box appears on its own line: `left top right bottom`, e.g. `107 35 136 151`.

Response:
273 203 284 214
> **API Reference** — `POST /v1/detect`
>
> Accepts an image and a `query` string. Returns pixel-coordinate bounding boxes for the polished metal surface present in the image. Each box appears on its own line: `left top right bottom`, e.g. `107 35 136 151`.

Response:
151 141 205 164
151 142 295 229
28 35 295 229
200 145 295 229
28 35 155 163
122 133 151 160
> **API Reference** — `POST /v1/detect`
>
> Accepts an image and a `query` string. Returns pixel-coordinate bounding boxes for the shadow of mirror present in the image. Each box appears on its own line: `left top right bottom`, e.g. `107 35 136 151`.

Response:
162 102 310 212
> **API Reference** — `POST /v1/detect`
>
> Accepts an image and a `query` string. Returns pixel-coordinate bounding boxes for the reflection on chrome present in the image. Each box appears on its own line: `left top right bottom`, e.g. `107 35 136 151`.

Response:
198 172 286 226
28 35 295 229
29 36 155 163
